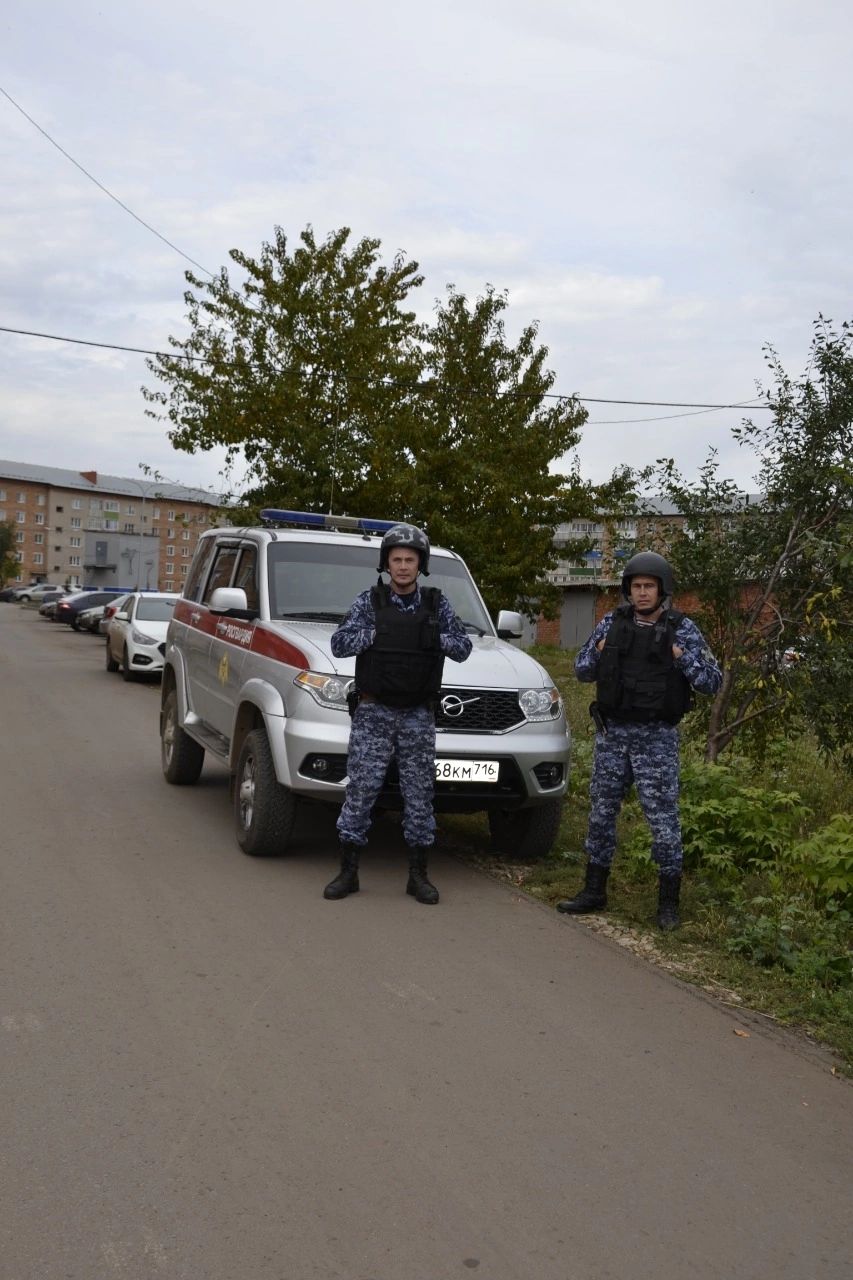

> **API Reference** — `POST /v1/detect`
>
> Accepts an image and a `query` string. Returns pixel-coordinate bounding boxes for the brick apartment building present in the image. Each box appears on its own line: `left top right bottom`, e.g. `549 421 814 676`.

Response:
0 460 224 592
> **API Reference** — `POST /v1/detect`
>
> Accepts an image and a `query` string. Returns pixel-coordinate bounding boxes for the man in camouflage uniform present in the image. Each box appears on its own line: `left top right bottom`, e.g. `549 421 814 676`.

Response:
557 552 721 930
324 523 472 904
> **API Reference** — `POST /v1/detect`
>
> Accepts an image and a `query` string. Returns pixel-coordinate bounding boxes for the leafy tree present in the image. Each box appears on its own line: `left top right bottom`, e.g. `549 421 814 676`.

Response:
143 225 425 513
369 286 589 615
144 227 604 617
643 318 853 763
0 521 18 586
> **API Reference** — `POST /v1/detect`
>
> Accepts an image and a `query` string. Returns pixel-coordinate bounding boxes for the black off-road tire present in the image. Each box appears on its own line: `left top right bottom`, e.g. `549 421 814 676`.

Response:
161 688 204 785
234 727 297 857
105 641 119 673
488 798 563 861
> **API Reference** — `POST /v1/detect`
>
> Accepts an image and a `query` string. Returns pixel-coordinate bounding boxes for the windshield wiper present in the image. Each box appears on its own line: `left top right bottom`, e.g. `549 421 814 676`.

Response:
279 610 344 623
462 620 489 636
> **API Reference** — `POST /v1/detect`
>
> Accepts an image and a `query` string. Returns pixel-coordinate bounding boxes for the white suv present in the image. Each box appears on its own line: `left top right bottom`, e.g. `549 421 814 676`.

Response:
160 511 571 860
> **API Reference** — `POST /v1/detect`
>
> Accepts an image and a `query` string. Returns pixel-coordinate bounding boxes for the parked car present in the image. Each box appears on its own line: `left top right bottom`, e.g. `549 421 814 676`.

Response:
77 603 112 633
11 582 67 603
107 592 181 679
55 589 127 630
98 593 132 635
160 510 571 860
38 589 75 616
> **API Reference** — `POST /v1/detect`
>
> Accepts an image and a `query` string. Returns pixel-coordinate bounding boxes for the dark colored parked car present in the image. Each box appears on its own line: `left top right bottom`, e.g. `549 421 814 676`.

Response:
54 590 127 630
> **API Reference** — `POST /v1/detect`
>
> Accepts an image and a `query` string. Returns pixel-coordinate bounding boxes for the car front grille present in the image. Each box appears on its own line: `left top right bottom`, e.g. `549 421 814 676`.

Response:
435 687 524 734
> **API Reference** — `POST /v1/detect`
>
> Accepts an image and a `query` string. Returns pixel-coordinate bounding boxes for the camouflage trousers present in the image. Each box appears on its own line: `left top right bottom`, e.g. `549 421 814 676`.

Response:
586 721 683 875
336 702 436 848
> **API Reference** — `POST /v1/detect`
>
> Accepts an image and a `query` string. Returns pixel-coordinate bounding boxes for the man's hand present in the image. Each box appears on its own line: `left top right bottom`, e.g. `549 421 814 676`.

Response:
672 644 684 659
596 638 606 652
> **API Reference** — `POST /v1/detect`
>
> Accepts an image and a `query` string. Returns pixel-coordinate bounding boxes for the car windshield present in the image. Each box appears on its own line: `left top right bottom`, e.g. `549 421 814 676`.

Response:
136 597 178 622
267 542 493 635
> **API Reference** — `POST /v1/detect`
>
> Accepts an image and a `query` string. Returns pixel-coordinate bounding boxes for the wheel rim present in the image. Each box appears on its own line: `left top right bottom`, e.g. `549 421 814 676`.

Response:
162 704 175 765
238 753 256 831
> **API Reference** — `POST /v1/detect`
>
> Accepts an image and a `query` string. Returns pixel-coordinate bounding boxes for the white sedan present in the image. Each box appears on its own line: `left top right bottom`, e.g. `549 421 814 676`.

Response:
106 592 181 680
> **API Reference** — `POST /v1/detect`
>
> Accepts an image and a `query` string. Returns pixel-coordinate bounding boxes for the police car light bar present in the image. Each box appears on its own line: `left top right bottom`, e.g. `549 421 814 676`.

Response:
260 508 398 534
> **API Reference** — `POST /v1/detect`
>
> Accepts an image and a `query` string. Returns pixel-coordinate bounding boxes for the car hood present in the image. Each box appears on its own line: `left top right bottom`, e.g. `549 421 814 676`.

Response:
131 619 173 640
263 622 553 689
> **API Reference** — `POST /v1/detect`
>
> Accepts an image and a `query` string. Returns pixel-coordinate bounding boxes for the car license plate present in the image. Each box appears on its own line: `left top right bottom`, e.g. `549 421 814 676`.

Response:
435 758 499 783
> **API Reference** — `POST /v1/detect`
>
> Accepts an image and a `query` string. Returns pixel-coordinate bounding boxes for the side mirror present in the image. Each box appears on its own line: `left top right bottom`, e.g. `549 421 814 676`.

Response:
115 610 129 621
496 609 524 639
209 586 249 615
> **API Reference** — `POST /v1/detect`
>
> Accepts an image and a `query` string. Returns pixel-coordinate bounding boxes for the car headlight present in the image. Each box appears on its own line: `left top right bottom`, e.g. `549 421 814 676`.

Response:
518 687 562 721
294 671 354 712
131 627 157 644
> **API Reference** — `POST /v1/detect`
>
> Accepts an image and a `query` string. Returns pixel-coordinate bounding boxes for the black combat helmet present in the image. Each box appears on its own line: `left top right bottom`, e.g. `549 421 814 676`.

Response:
621 551 674 601
378 523 431 576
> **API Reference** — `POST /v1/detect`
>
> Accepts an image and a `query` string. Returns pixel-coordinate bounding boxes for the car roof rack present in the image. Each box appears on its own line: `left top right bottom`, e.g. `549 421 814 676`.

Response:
259 508 398 536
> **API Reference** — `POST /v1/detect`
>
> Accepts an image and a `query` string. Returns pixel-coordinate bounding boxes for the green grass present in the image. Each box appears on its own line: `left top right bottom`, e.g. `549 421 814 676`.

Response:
437 644 853 1073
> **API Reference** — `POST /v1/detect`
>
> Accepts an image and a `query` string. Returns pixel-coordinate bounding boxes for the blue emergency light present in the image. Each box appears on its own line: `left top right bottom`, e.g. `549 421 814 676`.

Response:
260 508 398 534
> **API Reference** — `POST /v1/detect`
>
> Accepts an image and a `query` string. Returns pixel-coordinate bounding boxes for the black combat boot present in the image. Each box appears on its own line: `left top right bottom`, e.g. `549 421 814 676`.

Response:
406 848 439 905
656 873 681 931
556 861 610 914
323 844 361 900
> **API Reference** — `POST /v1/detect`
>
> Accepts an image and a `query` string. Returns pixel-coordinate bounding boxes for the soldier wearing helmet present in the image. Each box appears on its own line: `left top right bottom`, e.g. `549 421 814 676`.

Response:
557 550 721 930
324 522 472 904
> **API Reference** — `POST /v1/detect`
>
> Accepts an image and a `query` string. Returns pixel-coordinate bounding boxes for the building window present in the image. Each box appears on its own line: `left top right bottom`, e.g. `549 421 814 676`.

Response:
166 546 175 557
124 523 135 533
152 506 160 519
0 510 6 520
167 527 175 539
126 504 135 514
181 546 190 557
181 563 189 575
103 500 119 513
104 519 118 531
55 525 63 532
70 537 81 548
69 555 81 567
33 553 43 565
17 491 26 503
71 517 81 529
151 526 159 536
15 552 23 563
72 499 82 509
37 494 46 505
167 509 175 520
0 489 5 500
15 531 24 543
16 512 25 523
182 529 190 540
35 514 44 525
55 505 63 512
34 533 44 545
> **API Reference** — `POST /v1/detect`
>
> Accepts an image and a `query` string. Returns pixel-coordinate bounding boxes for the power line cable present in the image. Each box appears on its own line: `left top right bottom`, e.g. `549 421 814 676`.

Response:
0 324 771 413
0 84 214 279
1 86 773 420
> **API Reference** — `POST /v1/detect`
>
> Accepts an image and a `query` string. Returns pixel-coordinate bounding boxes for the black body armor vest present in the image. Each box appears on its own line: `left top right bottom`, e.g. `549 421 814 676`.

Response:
596 605 693 725
355 585 445 709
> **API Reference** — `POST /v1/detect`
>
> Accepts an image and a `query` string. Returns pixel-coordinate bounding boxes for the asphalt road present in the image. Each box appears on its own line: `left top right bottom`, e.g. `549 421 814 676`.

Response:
1 606 851 1280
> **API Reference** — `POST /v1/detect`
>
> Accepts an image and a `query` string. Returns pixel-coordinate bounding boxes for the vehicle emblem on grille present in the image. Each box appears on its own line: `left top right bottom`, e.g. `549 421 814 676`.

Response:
440 694 481 718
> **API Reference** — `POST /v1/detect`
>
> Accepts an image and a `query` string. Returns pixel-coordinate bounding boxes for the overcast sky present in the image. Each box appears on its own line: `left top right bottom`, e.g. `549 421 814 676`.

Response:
2 0 851 499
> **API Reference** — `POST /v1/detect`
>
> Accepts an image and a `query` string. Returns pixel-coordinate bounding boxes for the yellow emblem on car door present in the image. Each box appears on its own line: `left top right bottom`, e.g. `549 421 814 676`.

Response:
218 651 229 685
